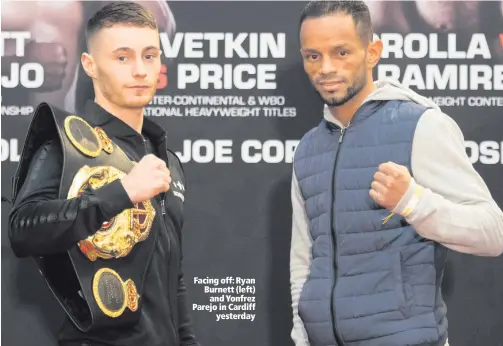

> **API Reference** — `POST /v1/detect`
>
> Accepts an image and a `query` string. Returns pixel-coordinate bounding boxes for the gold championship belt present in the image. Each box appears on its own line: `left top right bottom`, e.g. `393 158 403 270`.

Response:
64 115 155 319
12 103 160 330
93 268 140 317
67 165 155 262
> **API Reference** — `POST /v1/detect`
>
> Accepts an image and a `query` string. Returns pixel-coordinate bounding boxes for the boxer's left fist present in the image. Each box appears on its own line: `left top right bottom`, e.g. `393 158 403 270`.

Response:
370 162 411 211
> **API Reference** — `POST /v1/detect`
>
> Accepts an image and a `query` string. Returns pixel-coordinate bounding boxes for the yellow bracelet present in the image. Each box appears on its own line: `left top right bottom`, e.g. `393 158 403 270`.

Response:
401 184 424 217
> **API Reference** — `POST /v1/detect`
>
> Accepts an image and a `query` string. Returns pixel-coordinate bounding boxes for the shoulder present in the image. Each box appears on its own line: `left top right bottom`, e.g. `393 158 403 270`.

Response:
388 100 430 120
26 139 63 167
300 123 322 142
294 121 326 158
166 149 184 173
12 139 62 203
292 122 325 176
296 123 323 150
415 108 464 141
166 148 186 188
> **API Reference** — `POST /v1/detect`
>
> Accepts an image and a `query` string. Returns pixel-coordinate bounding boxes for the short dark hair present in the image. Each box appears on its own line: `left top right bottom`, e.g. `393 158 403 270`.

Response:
85 1 158 49
300 0 373 44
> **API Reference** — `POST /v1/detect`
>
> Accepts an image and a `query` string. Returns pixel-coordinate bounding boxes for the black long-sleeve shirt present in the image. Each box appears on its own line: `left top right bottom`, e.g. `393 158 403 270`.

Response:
8 101 199 346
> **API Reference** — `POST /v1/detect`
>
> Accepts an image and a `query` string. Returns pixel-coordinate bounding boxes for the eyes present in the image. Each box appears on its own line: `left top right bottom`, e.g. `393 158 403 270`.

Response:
116 53 158 63
304 50 350 61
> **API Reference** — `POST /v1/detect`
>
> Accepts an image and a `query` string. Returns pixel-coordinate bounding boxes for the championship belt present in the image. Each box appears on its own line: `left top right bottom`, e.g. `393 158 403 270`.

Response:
12 103 159 332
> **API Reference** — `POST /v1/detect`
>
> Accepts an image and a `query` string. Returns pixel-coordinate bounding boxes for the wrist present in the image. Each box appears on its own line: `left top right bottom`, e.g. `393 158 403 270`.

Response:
393 178 424 217
93 180 135 220
120 177 137 204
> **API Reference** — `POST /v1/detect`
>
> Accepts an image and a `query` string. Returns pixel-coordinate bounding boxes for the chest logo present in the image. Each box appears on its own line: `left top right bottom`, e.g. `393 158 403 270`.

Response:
172 180 185 202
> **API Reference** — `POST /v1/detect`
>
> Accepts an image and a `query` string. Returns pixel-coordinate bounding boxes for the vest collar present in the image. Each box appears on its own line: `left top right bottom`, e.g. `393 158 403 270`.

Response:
322 99 386 132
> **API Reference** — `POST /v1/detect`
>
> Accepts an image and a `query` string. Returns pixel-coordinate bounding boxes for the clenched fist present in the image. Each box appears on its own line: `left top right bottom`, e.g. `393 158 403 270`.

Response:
25 41 67 91
369 162 411 211
121 154 171 204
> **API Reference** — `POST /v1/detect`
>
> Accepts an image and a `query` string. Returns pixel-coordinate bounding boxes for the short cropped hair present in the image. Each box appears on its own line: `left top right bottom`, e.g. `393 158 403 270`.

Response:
300 0 373 44
85 1 158 49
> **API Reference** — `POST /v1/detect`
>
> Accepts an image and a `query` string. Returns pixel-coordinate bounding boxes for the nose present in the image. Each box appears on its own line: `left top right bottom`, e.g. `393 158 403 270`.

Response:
319 56 337 76
132 58 147 79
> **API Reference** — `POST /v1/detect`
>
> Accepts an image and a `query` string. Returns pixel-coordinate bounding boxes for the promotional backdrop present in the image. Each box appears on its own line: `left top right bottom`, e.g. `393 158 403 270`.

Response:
2 1 503 346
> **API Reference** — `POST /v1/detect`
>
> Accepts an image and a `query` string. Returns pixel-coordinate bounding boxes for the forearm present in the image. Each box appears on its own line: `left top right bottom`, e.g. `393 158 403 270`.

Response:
405 109 503 257
396 179 503 256
9 180 132 257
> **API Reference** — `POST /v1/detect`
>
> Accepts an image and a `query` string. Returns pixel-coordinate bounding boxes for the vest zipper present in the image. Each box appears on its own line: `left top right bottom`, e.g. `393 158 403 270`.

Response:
143 136 177 344
329 126 347 346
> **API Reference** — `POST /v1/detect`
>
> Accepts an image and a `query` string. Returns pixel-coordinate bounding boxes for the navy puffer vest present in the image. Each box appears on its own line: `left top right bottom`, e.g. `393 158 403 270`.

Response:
293 100 448 346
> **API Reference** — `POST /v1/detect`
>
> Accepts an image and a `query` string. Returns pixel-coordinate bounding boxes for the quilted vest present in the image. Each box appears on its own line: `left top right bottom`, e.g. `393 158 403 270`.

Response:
293 100 448 346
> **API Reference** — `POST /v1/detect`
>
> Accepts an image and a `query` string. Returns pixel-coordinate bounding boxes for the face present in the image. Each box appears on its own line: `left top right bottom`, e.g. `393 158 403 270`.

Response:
82 25 161 109
300 14 379 107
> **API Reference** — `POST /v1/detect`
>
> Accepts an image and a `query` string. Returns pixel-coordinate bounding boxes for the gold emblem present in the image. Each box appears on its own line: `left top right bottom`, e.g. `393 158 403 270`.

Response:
67 165 155 261
94 127 114 154
64 116 102 158
93 268 140 318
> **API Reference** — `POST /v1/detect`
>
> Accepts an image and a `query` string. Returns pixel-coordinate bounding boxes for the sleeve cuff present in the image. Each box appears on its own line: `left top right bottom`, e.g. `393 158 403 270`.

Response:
393 178 424 217
93 180 134 220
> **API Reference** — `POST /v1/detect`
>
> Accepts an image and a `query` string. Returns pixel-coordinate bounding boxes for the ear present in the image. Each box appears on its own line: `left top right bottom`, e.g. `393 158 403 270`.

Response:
367 39 383 69
81 52 97 79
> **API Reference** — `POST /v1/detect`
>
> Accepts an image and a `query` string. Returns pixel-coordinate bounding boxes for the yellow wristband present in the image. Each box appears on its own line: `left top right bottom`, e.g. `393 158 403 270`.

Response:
401 184 424 217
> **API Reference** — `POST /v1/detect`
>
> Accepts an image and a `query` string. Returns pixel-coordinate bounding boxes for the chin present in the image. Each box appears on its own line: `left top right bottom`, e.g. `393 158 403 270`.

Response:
125 96 154 109
123 100 151 109
320 93 343 105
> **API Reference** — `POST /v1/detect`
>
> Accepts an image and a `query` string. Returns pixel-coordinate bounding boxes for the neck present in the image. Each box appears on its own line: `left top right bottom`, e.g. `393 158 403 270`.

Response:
329 81 376 127
94 94 144 134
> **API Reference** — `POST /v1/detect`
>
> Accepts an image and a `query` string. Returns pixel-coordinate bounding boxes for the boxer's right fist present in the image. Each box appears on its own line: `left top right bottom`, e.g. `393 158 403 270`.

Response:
25 41 67 92
121 154 171 204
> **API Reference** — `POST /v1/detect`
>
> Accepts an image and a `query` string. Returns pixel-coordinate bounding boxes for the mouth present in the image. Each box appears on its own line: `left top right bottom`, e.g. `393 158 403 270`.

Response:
318 80 344 91
318 80 344 86
128 85 150 89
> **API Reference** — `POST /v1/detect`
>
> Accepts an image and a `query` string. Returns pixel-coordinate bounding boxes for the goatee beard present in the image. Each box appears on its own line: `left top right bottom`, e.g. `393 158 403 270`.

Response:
317 69 367 107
